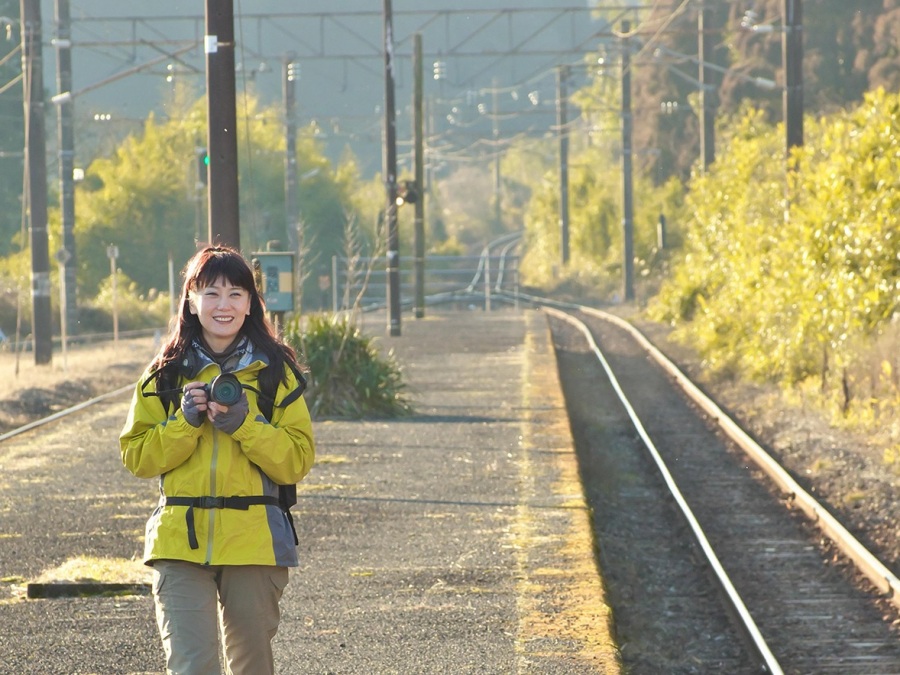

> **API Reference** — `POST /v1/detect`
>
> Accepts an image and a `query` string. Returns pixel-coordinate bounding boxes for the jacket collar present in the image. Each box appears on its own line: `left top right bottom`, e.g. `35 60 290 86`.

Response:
184 336 269 376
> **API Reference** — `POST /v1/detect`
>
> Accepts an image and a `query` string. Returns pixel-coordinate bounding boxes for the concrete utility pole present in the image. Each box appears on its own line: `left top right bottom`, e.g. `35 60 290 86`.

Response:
205 0 240 247
620 20 634 303
698 3 716 172
782 0 803 154
54 0 77 333
557 64 570 267
20 0 53 365
383 0 401 336
413 33 425 320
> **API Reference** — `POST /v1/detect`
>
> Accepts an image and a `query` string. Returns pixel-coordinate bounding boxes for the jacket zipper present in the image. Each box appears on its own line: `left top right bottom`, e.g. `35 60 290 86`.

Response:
204 427 219 565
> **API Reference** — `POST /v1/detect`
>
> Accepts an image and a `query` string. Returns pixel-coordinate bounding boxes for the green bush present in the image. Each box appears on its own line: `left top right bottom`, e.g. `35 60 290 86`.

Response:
284 313 413 419
649 92 900 415
81 270 171 334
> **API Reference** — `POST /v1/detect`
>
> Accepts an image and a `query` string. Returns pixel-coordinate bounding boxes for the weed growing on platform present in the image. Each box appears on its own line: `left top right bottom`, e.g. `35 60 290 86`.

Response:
284 314 412 419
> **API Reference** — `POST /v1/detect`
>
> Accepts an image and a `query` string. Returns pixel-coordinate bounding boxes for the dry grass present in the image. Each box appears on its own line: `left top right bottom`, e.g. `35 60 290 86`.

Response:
0 336 158 402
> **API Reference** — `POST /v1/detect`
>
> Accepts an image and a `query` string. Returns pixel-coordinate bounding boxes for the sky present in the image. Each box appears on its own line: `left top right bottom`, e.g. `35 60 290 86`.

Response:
37 1 619 174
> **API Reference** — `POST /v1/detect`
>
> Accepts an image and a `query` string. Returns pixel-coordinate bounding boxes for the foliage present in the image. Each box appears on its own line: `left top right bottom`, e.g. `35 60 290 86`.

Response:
75 113 200 297
587 1 894 183
650 90 900 418
70 93 360 316
434 164 505 246
0 251 31 336
81 270 171 333
283 314 412 419
519 140 685 301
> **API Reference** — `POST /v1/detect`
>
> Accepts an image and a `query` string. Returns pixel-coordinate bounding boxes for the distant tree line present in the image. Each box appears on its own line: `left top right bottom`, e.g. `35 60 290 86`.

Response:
618 1 900 182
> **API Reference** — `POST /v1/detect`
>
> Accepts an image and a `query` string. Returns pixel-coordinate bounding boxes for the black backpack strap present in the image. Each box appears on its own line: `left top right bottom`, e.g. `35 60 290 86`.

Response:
164 495 281 549
254 360 305 545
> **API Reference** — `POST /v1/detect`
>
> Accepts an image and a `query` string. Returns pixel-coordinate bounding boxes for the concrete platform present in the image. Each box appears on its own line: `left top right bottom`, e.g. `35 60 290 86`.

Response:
0 308 620 674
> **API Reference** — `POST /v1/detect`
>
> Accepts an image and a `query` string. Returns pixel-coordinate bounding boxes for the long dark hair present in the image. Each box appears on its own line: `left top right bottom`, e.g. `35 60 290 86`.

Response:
150 246 298 398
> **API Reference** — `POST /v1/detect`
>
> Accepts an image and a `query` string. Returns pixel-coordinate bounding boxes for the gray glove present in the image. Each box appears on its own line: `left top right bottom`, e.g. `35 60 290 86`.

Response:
180 387 206 428
209 392 249 435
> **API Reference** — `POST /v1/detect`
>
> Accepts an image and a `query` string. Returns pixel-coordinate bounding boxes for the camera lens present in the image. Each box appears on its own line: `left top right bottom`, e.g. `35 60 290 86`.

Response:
208 373 243 406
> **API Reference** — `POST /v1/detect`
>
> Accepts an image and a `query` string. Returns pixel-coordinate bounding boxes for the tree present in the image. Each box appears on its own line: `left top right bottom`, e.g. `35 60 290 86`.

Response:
651 90 900 397
594 1 891 183
73 93 361 309
74 114 199 296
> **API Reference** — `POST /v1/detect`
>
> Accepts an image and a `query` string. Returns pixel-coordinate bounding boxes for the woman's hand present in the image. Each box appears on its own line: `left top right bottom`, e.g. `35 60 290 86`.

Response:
208 393 249 435
180 381 209 427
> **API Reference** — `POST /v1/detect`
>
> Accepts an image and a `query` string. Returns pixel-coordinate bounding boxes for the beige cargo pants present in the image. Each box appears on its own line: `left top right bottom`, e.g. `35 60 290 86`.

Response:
151 560 289 675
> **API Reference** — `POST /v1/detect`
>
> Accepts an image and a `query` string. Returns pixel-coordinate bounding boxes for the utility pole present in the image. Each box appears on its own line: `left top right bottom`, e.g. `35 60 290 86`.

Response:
413 33 425 320
620 20 634 303
698 3 716 172
54 0 77 333
283 53 299 254
383 0 401 336
205 0 240 247
492 78 501 230
557 64 570 267
782 0 803 155
20 0 53 365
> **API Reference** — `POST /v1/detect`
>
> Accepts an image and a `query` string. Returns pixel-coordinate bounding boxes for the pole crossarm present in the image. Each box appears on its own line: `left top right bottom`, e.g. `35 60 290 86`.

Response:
650 44 780 91
51 41 197 103
65 7 644 64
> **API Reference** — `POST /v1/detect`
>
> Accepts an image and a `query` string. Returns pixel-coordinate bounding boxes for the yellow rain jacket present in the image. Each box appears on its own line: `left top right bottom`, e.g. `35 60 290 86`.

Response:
120 341 315 567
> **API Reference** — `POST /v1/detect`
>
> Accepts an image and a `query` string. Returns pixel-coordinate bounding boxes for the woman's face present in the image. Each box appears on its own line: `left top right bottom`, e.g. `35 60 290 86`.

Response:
188 276 252 353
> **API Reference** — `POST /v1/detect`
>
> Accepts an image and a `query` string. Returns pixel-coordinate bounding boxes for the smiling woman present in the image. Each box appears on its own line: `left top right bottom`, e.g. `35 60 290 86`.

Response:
188 279 251 353
119 245 315 675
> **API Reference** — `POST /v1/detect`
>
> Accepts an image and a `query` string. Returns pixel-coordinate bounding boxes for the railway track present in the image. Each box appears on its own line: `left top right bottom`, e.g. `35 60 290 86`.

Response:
4 238 899 671
545 306 900 674
354 235 900 669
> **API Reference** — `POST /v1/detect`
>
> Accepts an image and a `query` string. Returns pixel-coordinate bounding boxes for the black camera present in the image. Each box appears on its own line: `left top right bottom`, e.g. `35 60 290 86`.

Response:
203 373 244 406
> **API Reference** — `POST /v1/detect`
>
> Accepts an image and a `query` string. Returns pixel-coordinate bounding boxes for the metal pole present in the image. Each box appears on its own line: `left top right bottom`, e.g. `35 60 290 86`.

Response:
20 0 53 365
168 251 176 322
108 245 119 349
205 0 240 247
56 257 67 369
383 0 401 336
54 0 77 333
783 0 803 154
413 33 425 319
621 20 634 303
698 4 716 172
284 53 298 253
484 253 491 312
557 64 570 267
492 78 501 229
331 255 338 314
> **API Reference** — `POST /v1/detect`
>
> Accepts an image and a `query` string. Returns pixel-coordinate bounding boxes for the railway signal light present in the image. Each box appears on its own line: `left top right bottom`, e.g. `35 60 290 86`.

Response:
196 147 209 186
395 180 418 206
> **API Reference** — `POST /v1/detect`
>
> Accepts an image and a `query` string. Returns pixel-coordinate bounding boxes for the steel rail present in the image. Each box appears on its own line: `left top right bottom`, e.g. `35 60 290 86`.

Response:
579 304 900 607
0 384 133 444
544 305 783 675
497 284 900 613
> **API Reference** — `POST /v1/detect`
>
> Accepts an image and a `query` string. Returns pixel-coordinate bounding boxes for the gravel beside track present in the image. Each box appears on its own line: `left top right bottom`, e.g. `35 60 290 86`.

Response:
548 309 900 674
